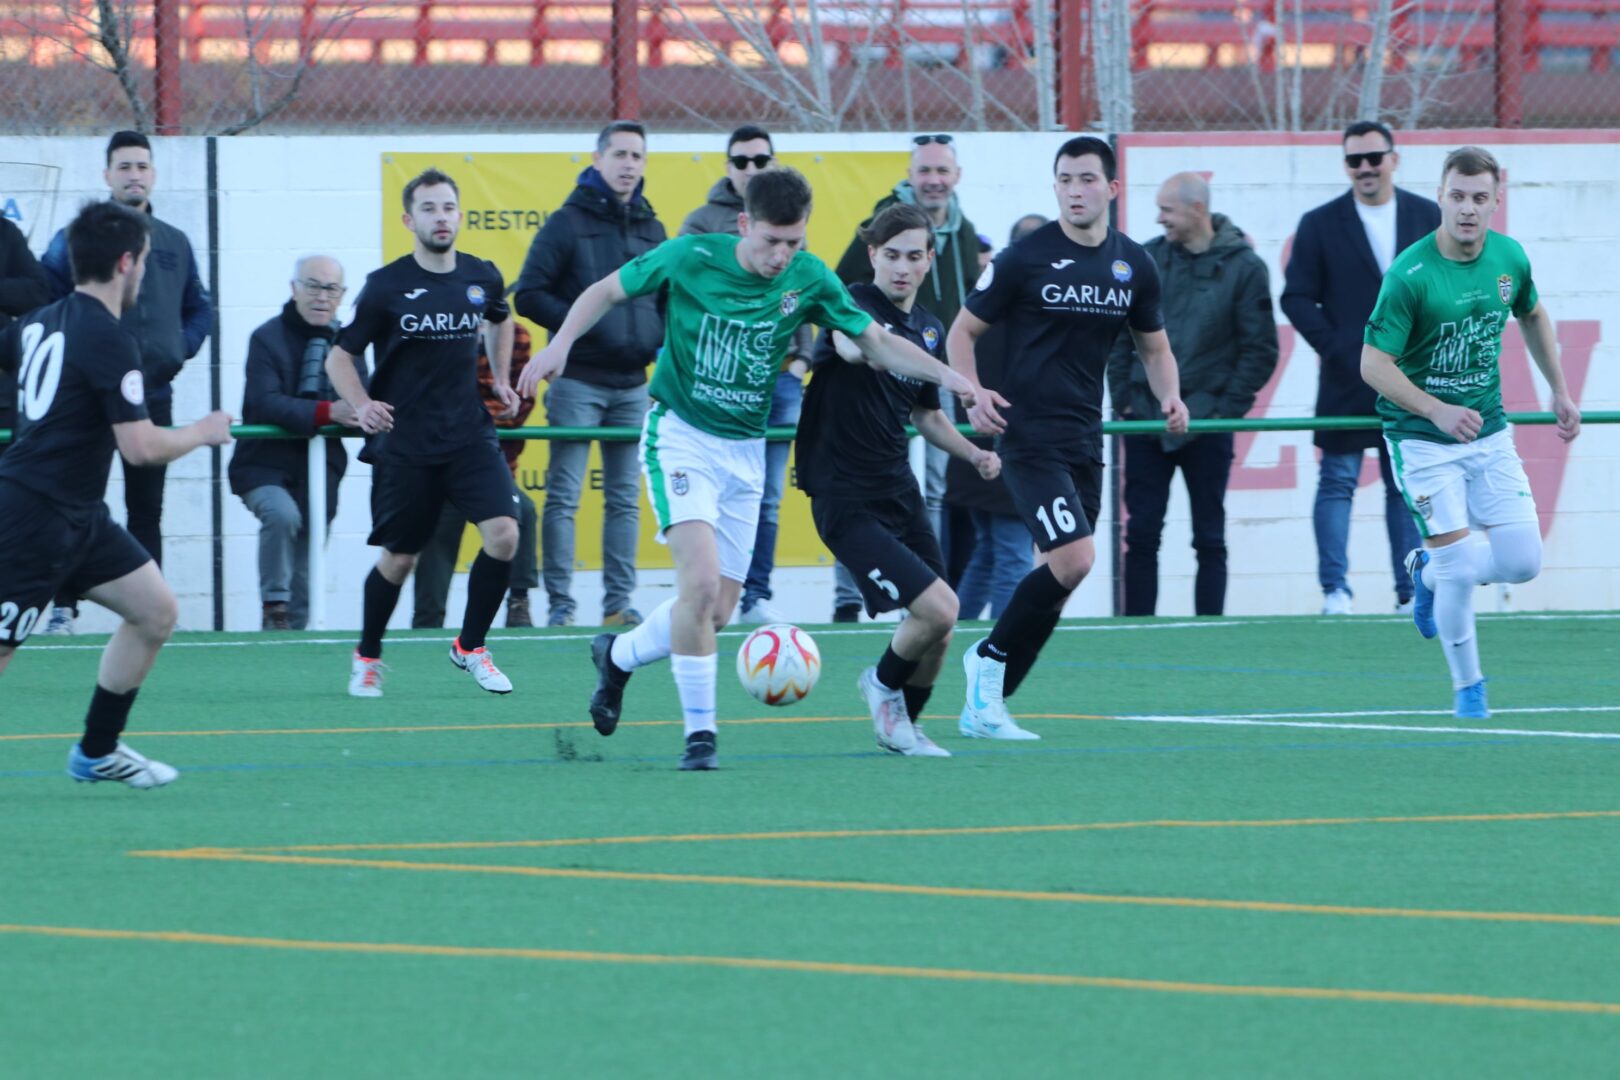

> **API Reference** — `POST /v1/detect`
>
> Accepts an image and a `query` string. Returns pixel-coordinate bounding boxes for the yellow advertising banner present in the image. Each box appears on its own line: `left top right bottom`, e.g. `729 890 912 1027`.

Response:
380 149 908 573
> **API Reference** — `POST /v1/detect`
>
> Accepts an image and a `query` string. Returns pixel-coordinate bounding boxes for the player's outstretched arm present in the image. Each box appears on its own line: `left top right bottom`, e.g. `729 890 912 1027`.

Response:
912 405 1000 479
326 344 392 434
517 272 629 397
113 410 232 467
852 322 975 401
1518 302 1581 442
945 309 1009 435
1360 343 1482 442
1129 327 1189 435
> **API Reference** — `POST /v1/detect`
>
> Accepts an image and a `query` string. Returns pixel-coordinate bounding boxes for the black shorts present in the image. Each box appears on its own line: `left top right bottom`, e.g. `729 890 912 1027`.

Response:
0 479 151 647
811 487 944 616
368 447 519 555
1000 452 1104 553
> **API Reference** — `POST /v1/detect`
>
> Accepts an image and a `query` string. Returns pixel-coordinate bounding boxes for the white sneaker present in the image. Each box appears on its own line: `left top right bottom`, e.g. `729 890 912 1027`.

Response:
450 639 513 694
859 666 916 753
905 723 952 758
1322 589 1354 615
67 741 177 788
738 599 786 625
959 639 1040 740
42 606 75 636
349 651 386 698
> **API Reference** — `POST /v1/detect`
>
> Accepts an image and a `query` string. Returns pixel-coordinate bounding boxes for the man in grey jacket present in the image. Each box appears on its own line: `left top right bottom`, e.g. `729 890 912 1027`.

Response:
513 120 665 628
679 125 812 625
40 130 213 634
1107 173 1279 617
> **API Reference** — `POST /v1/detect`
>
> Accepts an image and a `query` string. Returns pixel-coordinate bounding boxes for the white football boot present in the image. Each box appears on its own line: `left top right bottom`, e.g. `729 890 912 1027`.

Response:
349 651 386 698
959 639 1040 740
858 666 916 753
449 639 513 694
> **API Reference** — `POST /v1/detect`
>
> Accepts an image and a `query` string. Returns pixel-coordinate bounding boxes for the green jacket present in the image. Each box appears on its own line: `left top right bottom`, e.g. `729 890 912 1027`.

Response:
834 183 979 331
1107 214 1279 451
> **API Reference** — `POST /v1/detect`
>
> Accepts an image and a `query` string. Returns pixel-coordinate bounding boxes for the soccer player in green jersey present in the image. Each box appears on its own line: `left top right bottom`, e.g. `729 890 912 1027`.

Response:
519 167 976 769
1361 146 1581 719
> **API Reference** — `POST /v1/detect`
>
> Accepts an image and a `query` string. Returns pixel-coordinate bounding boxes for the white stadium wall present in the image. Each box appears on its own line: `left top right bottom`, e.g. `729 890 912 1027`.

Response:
1 131 1615 631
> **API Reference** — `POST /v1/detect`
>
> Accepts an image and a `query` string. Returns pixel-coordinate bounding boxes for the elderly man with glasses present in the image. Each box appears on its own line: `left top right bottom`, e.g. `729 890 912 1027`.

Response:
228 255 365 629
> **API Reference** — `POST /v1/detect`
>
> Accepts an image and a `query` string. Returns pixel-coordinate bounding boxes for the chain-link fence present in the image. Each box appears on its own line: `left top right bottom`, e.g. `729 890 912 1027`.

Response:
1 1 1615 135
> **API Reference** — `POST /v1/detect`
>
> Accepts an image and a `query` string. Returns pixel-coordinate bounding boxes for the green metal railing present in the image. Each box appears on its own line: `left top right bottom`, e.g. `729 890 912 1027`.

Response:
7 411 1610 445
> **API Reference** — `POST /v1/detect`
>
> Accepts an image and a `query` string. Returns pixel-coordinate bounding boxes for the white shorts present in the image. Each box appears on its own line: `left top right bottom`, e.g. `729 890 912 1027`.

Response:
640 403 766 584
1386 429 1539 538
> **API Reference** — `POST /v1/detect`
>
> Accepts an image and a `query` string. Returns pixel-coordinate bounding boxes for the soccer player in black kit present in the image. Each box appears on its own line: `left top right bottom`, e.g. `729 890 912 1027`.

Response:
948 136 1189 738
324 168 522 697
798 204 1000 757
0 201 232 787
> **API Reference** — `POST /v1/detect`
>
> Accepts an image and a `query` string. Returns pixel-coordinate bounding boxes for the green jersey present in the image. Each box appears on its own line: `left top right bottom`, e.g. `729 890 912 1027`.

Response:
618 234 874 439
1364 230 1538 444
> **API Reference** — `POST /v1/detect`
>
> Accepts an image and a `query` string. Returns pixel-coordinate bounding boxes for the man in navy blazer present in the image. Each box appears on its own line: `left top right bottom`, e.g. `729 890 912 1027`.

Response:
1281 121 1439 616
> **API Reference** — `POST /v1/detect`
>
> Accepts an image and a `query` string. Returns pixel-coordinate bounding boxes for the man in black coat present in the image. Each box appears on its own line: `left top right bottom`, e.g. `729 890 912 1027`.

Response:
1281 121 1438 616
0 216 52 459
228 255 364 629
512 120 666 628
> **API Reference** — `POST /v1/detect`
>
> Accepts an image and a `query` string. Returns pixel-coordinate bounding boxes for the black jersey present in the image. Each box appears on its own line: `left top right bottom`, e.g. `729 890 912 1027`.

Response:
796 282 942 499
336 251 510 466
964 222 1162 459
0 292 148 519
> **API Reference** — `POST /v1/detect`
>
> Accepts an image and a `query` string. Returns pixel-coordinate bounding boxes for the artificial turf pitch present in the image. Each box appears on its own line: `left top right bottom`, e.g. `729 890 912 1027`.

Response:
2 613 1617 1077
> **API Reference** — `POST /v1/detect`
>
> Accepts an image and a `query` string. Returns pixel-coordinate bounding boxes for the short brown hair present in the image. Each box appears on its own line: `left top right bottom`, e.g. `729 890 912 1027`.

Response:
1442 146 1501 186
744 166 813 226
403 167 459 212
861 204 933 251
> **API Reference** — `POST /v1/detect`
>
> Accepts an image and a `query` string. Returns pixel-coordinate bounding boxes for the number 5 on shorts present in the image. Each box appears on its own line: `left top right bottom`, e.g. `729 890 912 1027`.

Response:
1034 497 1077 542
867 567 900 602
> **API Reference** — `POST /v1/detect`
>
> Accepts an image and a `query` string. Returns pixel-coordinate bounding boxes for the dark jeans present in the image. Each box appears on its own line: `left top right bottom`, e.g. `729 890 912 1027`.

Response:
1122 433 1234 617
955 509 1032 619
412 493 539 629
57 396 168 612
1314 445 1420 602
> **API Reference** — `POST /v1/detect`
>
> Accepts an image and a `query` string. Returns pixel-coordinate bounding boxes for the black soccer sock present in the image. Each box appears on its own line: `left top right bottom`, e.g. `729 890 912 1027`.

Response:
1005 607 1064 698
81 685 139 758
359 566 404 659
874 644 920 691
458 551 513 652
981 564 1071 665
902 683 934 723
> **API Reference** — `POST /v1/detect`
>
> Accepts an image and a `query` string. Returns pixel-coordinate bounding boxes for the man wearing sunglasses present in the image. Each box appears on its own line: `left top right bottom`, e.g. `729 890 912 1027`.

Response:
680 125 813 626
1282 120 1439 616
229 255 365 629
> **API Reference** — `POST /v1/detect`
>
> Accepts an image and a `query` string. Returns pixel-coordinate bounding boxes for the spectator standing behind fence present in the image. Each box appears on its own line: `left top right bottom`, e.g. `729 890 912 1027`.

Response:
39 130 213 636
227 256 364 630
679 124 812 626
834 133 981 620
1108 175 1279 617
0 216 52 461
1281 121 1437 616
946 214 1045 620
413 325 540 629
513 120 664 629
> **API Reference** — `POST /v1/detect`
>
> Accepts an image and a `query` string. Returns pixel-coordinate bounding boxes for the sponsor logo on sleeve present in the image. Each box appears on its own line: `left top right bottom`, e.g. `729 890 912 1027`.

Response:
974 263 994 291
120 370 145 406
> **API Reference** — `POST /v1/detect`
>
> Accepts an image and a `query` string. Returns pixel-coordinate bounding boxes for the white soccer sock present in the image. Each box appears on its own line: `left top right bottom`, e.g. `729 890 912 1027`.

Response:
671 652 718 737
610 597 675 671
1483 522 1542 585
1428 541 1483 690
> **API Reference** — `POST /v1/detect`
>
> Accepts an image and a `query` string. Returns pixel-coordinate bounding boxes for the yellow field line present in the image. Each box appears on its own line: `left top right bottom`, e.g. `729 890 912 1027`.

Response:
1 923 1613 1015
128 849 1620 929
150 809 1620 855
0 715 885 742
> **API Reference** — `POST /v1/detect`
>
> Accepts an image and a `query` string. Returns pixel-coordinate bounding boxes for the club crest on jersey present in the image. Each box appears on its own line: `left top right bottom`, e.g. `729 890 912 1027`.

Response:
120 370 144 406
1497 275 1513 306
922 327 940 351
467 285 486 306
780 290 800 316
1414 494 1434 520
1111 260 1132 283
671 470 689 496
